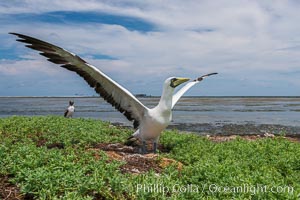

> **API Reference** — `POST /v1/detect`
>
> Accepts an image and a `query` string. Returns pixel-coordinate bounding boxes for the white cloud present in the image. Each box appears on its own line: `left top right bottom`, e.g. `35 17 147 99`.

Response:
0 57 60 76
1 0 300 95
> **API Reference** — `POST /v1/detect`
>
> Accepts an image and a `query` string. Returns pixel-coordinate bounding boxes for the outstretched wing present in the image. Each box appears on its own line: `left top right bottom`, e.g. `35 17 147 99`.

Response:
10 33 147 128
172 73 218 108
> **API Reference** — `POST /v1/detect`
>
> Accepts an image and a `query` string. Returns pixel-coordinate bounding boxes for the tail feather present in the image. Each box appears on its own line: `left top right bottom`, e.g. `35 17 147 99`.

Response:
124 136 141 146
64 110 68 117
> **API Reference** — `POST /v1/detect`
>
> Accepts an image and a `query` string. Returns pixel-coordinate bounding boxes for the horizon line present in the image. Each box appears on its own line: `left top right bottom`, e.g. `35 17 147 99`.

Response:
0 95 300 98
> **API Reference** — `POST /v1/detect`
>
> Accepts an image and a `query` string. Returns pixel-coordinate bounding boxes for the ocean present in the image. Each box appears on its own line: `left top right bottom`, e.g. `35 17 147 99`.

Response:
1 97 300 134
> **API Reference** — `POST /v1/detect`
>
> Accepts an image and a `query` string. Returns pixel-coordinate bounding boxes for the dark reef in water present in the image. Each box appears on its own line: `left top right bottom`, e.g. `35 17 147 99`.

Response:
112 121 300 137
168 123 300 137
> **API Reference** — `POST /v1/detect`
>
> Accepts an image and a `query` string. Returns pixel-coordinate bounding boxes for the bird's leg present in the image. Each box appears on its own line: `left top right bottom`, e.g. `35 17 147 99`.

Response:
141 140 147 154
153 137 159 154
153 141 157 154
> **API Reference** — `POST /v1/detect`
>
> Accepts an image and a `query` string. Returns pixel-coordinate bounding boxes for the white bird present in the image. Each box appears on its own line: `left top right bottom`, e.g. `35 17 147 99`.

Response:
130 73 217 146
64 101 75 118
10 33 217 153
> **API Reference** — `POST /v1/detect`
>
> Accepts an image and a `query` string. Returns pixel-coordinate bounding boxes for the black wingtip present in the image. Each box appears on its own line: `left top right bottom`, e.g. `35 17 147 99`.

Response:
195 72 218 81
9 32 30 41
206 72 218 76
9 32 21 37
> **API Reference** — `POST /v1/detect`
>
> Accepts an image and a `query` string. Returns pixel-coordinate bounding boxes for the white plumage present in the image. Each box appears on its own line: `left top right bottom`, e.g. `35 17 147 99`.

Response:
10 32 217 153
64 101 75 118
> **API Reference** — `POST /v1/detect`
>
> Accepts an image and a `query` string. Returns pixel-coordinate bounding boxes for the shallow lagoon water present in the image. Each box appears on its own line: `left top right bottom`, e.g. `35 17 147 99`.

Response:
1 97 300 134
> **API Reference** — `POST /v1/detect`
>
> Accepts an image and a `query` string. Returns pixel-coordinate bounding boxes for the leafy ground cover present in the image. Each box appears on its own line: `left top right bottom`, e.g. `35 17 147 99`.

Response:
0 116 299 199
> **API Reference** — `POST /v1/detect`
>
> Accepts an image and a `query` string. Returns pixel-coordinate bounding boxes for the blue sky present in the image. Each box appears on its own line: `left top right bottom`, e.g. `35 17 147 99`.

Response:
1 0 300 96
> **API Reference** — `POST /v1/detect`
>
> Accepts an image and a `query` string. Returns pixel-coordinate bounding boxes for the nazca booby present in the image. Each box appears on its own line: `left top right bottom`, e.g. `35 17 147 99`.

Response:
10 33 217 153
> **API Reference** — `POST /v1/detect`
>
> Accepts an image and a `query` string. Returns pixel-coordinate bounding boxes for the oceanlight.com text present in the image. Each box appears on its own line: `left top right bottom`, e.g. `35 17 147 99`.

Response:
136 183 294 195
208 184 294 195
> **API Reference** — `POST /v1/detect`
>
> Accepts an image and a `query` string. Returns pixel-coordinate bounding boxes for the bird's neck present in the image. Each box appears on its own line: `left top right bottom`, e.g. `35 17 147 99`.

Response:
158 86 174 111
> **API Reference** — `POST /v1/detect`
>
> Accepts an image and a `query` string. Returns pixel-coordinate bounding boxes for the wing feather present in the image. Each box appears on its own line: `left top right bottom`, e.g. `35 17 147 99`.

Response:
10 32 147 128
172 73 218 108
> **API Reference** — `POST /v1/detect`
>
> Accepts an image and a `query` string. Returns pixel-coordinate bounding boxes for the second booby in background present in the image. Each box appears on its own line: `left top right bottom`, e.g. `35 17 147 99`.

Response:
64 101 75 118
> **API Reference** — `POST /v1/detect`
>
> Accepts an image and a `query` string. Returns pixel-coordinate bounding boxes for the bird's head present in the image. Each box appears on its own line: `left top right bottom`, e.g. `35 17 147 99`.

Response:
166 77 190 88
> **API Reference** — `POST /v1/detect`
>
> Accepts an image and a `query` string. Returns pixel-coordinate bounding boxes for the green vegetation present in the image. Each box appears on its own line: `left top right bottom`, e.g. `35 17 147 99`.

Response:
0 116 300 199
